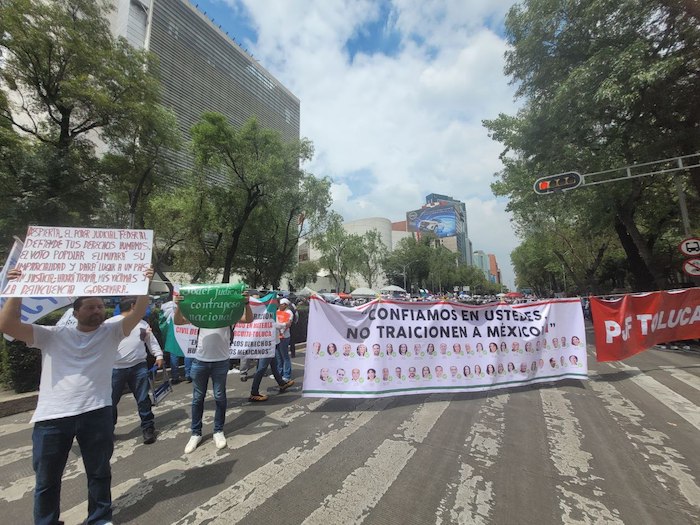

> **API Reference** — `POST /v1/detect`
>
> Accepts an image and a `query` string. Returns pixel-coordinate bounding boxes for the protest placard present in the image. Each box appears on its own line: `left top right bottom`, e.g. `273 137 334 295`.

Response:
0 226 153 297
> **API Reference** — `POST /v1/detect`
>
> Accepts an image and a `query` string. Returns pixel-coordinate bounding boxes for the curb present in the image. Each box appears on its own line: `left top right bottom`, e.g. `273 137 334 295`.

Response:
0 392 38 418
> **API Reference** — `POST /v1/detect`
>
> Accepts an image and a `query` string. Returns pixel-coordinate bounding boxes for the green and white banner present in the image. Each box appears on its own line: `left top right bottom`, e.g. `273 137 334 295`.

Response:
177 283 247 328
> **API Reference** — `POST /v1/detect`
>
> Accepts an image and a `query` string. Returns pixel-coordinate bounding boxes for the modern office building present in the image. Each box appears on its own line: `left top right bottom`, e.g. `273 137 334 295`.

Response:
473 250 490 280
107 0 300 182
405 193 473 265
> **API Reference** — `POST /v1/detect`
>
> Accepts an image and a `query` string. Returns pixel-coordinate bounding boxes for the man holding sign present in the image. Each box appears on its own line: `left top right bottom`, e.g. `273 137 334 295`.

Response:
0 265 154 525
174 289 253 454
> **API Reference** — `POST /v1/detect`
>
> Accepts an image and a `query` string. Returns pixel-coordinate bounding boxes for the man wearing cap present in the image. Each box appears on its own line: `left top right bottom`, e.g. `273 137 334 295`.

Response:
276 298 294 382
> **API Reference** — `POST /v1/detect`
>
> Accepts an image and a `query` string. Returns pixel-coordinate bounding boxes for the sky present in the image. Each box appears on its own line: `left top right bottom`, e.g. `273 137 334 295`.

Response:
194 0 522 288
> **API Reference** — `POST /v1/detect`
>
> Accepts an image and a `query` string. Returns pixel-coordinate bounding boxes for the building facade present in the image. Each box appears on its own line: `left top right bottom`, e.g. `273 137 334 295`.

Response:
107 0 300 182
405 193 473 266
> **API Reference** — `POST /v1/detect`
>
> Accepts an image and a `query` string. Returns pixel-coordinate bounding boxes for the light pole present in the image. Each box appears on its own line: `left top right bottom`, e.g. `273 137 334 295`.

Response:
401 262 413 293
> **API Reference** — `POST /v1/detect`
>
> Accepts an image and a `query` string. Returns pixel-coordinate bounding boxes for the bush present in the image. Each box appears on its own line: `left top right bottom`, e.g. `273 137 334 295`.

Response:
2 308 69 393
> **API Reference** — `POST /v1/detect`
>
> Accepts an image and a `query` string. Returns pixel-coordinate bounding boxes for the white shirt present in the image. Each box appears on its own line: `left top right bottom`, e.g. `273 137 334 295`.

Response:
195 327 232 362
106 317 163 368
30 320 125 423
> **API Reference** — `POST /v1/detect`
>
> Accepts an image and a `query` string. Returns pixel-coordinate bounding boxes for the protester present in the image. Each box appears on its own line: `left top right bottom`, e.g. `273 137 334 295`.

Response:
275 298 294 381
174 292 253 454
248 302 295 401
286 296 299 358
108 297 164 445
0 266 153 525
239 290 261 381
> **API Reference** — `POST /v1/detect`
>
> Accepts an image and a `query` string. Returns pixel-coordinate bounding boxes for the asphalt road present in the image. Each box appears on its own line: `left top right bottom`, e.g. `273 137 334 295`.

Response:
0 329 698 525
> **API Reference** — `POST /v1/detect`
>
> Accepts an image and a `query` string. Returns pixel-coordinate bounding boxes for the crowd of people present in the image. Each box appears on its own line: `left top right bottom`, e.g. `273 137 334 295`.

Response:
0 267 299 525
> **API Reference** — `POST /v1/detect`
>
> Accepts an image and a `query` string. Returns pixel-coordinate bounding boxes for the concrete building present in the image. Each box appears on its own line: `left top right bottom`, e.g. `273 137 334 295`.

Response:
107 0 300 182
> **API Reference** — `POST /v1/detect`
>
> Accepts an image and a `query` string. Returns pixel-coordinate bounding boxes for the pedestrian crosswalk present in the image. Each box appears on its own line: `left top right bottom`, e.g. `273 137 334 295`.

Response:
0 345 698 525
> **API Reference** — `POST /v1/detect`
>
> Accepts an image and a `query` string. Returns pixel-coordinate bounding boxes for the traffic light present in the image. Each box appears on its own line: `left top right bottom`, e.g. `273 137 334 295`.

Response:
533 171 582 195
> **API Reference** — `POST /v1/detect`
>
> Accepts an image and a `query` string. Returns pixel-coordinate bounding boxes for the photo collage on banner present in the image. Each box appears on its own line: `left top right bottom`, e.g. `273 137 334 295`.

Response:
303 297 588 398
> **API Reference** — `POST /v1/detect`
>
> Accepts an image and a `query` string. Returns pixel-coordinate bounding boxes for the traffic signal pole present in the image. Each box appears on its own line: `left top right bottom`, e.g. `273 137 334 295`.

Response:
534 153 700 235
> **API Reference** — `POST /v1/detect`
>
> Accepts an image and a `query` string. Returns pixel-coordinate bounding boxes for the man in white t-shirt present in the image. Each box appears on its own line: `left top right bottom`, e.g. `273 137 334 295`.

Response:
174 293 253 454
0 266 153 525
108 297 164 445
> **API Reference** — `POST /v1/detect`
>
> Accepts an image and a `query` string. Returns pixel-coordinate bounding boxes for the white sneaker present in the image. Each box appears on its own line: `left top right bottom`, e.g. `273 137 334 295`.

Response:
228 368 240 375
184 435 202 454
213 432 227 449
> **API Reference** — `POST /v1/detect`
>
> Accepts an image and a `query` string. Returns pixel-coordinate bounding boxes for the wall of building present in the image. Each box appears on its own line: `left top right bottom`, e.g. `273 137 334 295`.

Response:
108 0 300 185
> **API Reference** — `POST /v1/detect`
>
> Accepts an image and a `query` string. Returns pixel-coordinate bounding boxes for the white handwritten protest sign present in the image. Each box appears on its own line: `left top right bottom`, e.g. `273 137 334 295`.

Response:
1 238 72 330
1 226 153 297
303 297 587 398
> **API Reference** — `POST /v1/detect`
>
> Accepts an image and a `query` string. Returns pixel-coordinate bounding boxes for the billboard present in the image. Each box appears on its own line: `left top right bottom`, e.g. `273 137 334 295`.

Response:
406 205 458 238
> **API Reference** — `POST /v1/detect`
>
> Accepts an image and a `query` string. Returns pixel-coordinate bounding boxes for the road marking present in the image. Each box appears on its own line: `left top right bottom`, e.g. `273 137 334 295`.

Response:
173 398 393 524
540 389 623 524
588 371 700 511
658 366 700 392
436 393 508 525
614 362 700 431
302 397 450 524
59 399 327 523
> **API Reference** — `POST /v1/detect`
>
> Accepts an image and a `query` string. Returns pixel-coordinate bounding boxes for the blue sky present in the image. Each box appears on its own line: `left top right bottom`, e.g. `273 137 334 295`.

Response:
192 0 520 288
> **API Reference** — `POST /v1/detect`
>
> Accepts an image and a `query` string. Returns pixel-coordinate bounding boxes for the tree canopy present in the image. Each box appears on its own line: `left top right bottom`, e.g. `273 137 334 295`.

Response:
485 0 700 292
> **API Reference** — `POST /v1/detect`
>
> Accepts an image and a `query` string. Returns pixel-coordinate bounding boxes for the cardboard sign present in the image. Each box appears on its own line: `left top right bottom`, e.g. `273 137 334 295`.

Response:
1 226 153 297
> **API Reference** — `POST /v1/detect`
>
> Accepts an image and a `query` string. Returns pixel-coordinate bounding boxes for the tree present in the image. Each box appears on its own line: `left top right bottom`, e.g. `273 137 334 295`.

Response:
383 237 432 292
312 213 362 292
191 114 313 283
290 260 320 290
145 181 222 289
354 229 388 289
485 0 700 291
236 172 332 289
0 0 161 225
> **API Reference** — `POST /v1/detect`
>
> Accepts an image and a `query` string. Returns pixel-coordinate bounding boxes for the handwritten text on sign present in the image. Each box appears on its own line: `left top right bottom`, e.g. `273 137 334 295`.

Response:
1 226 153 297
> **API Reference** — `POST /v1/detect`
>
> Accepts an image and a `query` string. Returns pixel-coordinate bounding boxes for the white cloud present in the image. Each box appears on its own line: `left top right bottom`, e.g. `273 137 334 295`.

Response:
234 0 521 288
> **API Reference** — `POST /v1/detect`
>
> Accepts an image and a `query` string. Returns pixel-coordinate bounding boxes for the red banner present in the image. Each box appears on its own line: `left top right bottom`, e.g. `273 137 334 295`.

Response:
591 288 700 361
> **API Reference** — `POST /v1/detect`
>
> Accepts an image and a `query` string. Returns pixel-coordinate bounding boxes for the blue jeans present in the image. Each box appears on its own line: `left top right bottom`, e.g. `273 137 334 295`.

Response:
276 337 292 381
111 362 154 431
190 359 228 435
32 407 114 525
184 357 194 378
251 351 285 395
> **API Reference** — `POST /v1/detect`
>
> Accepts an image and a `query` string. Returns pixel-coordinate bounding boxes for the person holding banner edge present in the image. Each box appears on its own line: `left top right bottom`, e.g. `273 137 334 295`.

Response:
0 265 154 525
173 292 253 454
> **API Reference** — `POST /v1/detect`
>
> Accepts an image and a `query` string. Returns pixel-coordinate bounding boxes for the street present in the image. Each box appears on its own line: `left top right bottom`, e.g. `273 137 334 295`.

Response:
0 328 698 525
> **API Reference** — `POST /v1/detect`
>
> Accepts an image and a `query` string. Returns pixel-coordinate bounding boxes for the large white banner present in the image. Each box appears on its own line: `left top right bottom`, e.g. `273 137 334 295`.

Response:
1 226 153 297
229 298 277 358
303 297 587 398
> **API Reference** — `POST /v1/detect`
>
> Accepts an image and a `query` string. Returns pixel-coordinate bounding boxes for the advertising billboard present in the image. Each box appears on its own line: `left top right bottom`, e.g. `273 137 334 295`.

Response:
406 205 458 238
